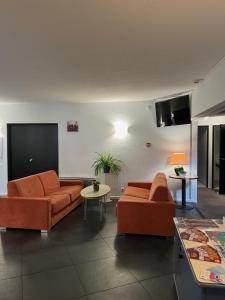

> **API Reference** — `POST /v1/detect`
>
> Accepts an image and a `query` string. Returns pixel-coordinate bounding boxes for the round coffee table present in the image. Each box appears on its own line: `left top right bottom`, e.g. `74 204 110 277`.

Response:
80 184 111 220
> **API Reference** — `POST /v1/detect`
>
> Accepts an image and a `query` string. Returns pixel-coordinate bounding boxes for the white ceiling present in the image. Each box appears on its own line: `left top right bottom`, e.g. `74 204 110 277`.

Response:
0 0 225 103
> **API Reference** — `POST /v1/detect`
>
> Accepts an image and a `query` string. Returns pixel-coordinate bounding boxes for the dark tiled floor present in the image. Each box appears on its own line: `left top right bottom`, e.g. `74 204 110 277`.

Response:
0 200 202 300
197 187 225 218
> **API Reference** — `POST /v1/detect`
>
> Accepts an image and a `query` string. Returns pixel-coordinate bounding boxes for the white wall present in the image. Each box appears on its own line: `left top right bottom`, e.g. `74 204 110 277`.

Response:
192 57 225 117
0 101 194 201
191 57 225 203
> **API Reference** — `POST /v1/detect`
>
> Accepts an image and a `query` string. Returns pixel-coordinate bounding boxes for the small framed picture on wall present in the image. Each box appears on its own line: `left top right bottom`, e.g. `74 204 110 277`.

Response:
67 121 79 132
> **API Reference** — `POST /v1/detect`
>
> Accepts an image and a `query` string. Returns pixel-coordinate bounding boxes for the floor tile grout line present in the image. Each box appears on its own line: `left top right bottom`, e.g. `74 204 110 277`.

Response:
20 237 118 278
21 243 73 276
21 263 75 278
138 271 176 283
21 243 68 257
72 254 117 270
62 240 82 281
2 272 174 300
21 275 23 300
139 272 177 300
84 280 139 296
65 243 116 267
70 264 88 298
73 263 139 296
0 274 22 281
139 281 156 300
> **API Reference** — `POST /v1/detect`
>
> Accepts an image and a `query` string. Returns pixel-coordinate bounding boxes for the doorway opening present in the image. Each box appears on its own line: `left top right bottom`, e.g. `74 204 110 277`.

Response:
212 124 225 194
197 126 209 188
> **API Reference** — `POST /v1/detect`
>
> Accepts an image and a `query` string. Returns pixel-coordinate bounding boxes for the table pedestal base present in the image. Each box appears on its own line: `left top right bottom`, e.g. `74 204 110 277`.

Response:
176 202 194 210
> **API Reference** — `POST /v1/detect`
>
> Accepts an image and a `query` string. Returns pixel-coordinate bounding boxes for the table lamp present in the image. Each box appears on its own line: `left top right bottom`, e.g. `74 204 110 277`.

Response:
168 152 189 176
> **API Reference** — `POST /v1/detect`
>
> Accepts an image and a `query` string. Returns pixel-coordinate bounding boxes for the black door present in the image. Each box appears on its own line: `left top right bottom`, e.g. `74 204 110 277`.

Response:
8 124 58 180
212 125 220 191
197 126 209 187
219 124 225 194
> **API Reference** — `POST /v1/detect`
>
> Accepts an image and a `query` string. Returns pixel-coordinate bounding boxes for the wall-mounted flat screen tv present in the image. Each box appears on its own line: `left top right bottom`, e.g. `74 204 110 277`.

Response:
155 95 191 127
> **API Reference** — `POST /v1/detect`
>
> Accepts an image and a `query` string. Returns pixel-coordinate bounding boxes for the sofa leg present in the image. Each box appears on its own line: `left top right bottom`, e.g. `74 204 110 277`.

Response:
0 227 6 231
41 230 48 234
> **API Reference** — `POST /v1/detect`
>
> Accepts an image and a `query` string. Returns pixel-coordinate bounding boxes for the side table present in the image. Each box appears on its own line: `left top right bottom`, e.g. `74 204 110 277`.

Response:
169 175 198 210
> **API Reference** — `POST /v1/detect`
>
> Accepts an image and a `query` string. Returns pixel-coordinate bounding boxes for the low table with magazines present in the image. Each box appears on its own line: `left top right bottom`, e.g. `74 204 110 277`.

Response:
174 217 225 300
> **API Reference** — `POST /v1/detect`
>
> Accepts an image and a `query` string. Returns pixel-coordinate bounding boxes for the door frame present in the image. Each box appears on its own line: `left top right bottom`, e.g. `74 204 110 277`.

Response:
212 125 219 190
197 125 209 187
7 123 59 180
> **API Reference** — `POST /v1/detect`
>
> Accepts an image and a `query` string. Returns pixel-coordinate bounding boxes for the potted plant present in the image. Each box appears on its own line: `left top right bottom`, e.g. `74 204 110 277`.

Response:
92 152 122 176
92 180 100 192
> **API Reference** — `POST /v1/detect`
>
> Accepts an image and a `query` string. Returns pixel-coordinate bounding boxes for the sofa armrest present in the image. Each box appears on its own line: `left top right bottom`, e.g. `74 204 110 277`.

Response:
148 199 176 212
0 196 51 230
60 180 84 188
128 181 152 189
117 198 175 236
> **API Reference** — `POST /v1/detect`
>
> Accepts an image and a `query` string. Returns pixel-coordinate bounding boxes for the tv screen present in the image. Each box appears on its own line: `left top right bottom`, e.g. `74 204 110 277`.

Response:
155 95 191 127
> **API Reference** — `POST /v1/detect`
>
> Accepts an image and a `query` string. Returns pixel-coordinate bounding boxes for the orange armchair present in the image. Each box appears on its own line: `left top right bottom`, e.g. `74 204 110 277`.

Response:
117 172 176 237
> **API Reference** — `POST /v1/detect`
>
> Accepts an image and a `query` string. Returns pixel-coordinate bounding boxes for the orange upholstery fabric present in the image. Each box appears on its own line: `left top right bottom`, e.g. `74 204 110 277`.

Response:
117 172 176 237
119 195 148 202
60 180 84 187
0 196 51 230
15 175 45 197
50 194 70 214
0 171 84 231
50 185 82 202
148 173 170 202
51 196 82 227
123 186 149 199
128 182 152 189
117 196 175 236
37 170 60 195
7 181 19 196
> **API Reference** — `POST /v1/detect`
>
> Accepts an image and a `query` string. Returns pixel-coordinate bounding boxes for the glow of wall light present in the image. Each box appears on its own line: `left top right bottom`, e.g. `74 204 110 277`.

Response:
114 121 128 139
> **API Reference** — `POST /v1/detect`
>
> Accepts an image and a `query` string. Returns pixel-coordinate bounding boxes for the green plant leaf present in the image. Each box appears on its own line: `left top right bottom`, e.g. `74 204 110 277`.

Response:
92 152 122 175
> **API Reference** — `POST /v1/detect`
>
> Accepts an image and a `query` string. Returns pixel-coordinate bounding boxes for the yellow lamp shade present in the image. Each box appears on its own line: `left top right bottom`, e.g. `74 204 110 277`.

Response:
168 152 188 165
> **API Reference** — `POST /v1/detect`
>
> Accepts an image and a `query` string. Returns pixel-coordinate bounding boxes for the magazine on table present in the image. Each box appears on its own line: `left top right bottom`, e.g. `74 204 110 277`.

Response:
206 231 225 258
177 218 219 228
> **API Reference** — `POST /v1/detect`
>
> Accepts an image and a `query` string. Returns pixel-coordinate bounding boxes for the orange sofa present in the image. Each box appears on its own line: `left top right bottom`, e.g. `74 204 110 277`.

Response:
0 170 84 231
117 172 176 237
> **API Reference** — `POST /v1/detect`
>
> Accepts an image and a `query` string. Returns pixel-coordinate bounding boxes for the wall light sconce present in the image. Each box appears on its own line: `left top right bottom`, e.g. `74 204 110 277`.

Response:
114 121 128 139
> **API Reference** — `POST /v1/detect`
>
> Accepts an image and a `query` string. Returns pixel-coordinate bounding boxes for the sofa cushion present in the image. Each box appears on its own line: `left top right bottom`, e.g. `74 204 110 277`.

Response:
119 195 148 202
124 186 149 199
50 185 82 202
149 173 169 202
50 194 70 214
37 170 60 195
15 175 45 197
